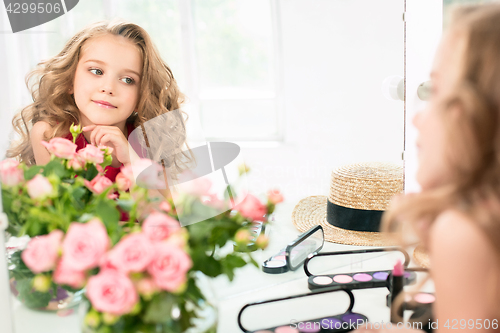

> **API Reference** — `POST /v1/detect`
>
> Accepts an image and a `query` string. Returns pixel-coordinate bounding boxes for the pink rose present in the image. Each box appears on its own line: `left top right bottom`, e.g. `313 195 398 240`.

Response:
61 219 110 271
41 137 77 159
107 233 154 273
98 253 118 271
21 230 63 273
131 159 165 189
67 156 85 171
143 211 181 242
84 175 113 194
53 262 86 288
96 164 104 175
165 228 188 249
120 164 134 180
267 189 284 204
147 244 192 292
115 172 132 192
0 159 24 186
26 174 53 199
78 145 104 164
159 201 171 212
87 269 138 315
135 278 158 297
236 194 267 221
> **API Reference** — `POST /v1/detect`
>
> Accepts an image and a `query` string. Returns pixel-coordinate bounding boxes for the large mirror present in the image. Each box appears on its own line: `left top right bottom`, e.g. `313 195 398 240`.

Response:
0 1 405 332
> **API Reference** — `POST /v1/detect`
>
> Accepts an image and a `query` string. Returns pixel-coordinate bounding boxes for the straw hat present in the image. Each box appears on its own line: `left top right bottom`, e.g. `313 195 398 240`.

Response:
413 245 430 268
292 162 404 246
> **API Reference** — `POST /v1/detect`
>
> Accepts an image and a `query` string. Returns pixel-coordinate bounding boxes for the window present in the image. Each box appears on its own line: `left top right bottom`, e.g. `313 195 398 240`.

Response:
41 0 283 142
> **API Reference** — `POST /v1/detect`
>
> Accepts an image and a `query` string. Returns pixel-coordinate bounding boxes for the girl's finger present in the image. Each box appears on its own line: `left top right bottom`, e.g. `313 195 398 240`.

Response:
99 134 114 147
95 129 110 147
90 126 101 146
82 125 96 132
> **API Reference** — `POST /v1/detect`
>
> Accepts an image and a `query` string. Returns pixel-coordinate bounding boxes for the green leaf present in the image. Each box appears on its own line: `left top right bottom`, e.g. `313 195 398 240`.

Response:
221 254 247 281
116 199 134 212
190 250 222 277
24 165 43 180
8 250 35 281
142 293 175 324
71 187 86 204
224 254 247 268
83 165 99 181
92 200 120 227
42 159 68 178
184 278 204 304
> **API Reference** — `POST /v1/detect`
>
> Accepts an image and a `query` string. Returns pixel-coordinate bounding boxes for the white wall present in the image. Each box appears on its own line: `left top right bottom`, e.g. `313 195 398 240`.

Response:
243 0 405 203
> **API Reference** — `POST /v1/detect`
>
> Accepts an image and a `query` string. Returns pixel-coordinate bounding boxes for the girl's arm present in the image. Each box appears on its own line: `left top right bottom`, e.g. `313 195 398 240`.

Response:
30 121 51 165
429 209 499 332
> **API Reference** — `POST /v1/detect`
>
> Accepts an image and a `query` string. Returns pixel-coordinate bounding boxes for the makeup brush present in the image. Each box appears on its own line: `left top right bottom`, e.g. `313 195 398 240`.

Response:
390 259 404 324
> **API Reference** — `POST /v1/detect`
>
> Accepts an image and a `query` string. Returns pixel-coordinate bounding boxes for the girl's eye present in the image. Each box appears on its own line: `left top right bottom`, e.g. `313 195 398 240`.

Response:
89 68 103 75
121 77 135 85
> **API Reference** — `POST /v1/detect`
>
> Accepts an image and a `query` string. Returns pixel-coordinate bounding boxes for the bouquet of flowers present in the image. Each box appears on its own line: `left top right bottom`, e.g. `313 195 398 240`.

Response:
1 124 123 238
1 126 283 332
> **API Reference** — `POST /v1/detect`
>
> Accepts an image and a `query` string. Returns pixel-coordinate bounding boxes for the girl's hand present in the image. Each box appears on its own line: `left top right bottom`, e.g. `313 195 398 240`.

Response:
82 125 130 167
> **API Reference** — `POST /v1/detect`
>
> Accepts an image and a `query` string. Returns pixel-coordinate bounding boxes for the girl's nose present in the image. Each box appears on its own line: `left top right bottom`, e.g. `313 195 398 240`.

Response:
100 87 113 95
412 110 422 128
100 80 114 95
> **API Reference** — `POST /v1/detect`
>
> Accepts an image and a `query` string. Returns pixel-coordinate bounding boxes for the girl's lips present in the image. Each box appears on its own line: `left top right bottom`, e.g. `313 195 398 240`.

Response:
93 100 116 108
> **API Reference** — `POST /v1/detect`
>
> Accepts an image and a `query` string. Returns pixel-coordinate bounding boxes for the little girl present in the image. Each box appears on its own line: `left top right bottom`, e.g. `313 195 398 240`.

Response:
7 20 190 183
356 4 500 332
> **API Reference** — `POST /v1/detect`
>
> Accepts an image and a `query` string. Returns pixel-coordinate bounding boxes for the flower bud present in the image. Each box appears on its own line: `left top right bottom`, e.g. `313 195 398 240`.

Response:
136 278 158 300
235 229 252 245
255 234 269 249
84 310 101 328
70 123 82 144
32 274 51 293
238 163 250 176
102 312 120 325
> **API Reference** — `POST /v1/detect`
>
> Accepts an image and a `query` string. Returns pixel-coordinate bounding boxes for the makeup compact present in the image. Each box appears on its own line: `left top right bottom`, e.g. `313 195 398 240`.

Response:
238 288 367 332
262 225 324 274
304 248 417 291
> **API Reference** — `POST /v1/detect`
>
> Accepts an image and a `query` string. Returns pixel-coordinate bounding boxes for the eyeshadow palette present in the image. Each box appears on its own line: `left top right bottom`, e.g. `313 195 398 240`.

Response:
308 269 417 291
238 288 367 333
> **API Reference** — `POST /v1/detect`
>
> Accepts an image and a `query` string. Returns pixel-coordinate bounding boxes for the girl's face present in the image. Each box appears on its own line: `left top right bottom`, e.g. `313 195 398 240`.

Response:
413 30 466 190
72 34 142 131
